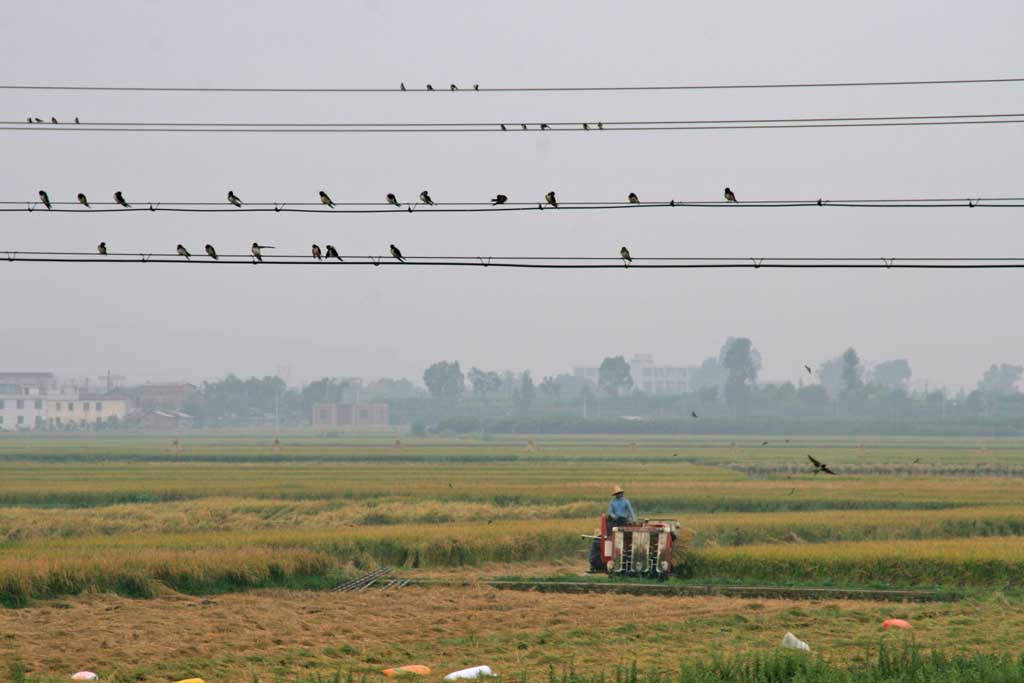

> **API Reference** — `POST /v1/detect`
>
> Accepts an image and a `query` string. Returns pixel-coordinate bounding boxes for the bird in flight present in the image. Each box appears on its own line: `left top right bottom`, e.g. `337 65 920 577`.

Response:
97 242 107 255
628 192 639 204
912 458 921 464
691 411 698 419
319 190 334 208
724 187 737 203
491 194 508 205
390 244 406 262
38 190 52 210
387 193 400 207
325 244 343 261
807 454 836 475
620 246 632 268
227 191 242 207
761 441 769 446
251 242 272 262
312 244 323 260
804 365 812 374
205 244 218 260
545 191 558 208
419 190 434 205
176 244 191 260
114 191 130 207
77 193 90 208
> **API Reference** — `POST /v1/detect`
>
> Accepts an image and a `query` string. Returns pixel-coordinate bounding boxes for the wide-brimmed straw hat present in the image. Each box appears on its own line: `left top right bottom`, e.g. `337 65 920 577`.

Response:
611 485 624 496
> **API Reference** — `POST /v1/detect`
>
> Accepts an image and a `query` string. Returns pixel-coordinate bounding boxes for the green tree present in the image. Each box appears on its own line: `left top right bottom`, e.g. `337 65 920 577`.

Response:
598 356 633 397
719 338 760 409
517 371 537 412
467 367 503 401
538 376 561 398
423 361 465 400
978 363 1023 395
870 359 912 389
840 347 863 394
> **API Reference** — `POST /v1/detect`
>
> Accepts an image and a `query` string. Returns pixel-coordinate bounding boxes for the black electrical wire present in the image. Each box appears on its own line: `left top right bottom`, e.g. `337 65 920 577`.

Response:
2 76 1023 94
4 198 1022 214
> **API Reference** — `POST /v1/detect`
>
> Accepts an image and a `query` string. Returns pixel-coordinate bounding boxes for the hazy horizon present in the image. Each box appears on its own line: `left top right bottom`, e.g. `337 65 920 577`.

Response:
2 1 1022 393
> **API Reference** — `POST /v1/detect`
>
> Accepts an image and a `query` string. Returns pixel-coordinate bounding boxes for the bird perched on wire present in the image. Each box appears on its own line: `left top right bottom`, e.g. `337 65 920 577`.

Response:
724 187 737 203
251 242 272 262
807 454 836 475
114 191 130 207
227 191 242 207
691 411 698 419
491 194 508 205
582 123 589 131
77 193 90 208
540 123 550 130
51 117 58 124
426 84 434 91
450 84 458 91
628 192 639 204
545 191 558 208
597 122 604 130
400 83 406 91
325 244 343 261
97 242 107 255
521 124 527 130
390 244 406 262
205 244 218 260
620 246 632 267
26 117 31 123
33 117 43 123
386 193 400 207
419 190 434 205
318 190 334 208
74 117 80 124
311 244 323 260
176 244 191 260
473 84 479 91
500 124 507 131
38 190 52 210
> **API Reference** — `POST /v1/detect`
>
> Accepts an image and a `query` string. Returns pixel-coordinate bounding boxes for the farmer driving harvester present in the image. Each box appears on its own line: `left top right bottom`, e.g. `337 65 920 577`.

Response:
608 485 637 528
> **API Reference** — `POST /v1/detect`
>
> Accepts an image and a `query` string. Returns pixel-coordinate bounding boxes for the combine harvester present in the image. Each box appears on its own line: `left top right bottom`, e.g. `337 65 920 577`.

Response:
584 513 682 580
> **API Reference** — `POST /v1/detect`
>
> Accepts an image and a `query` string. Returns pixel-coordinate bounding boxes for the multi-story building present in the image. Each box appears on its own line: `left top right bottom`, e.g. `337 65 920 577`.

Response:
573 354 698 396
0 372 130 430
0 392 47 430
313 402 390 428
48 394 130 429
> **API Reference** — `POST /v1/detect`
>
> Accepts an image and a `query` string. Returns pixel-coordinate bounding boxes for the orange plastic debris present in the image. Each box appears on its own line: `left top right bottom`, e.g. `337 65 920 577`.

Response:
882 619 912 629
383 665 432 677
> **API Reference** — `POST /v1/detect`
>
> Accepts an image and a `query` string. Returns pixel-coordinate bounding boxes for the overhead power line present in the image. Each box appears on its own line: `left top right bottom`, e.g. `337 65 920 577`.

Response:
5 113 1024 134
2 76 1023 94
5 197 1023 214
3 251 1024 270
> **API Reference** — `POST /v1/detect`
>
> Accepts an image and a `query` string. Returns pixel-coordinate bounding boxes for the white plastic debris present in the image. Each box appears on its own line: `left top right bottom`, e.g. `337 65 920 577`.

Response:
781 631 810 651
71 673 99 681
444 665 494 681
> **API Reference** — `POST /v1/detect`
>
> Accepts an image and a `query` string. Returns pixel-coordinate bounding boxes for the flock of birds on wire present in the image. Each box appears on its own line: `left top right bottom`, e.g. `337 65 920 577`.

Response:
38 187 739 266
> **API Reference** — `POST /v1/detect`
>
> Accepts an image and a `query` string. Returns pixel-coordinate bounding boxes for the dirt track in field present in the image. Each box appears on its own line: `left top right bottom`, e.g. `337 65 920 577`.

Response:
0 584 1017 681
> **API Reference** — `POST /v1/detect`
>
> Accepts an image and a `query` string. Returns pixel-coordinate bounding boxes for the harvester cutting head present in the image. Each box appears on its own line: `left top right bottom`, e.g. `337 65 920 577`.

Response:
584 514 681 579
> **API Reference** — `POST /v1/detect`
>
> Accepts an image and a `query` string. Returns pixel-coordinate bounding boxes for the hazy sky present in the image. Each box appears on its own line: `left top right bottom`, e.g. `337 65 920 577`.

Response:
2 1 1022 391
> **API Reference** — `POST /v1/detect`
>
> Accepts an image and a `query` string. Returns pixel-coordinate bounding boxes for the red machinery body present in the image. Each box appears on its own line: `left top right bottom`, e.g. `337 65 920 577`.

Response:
596 513 679 579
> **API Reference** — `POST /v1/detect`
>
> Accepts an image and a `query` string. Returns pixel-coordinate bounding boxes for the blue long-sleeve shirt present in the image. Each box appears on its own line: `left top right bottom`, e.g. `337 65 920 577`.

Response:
609 497 636 523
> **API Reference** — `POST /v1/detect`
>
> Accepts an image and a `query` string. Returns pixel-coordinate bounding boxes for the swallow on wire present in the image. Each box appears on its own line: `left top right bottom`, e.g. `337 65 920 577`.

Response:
319 190 334 208
582 123 589 131
390 244 406 262
205 244 218 260
176 244 191 259
521 124 528 130
426 84 434 91
77 193 90 207
808 454 836 475
38 190 51 209
540 123 550 130
691 411 698 419
26 117 32 123
500 124 507 131
51 117 58 124
628 192 639 204
97 242 107 255
251 242 272 262
545 191 557 208
804 365 812 374
400 83 406 91
75 117 80 124
473 84 479 91
387 193 400 207
597 122 604 130
227 191 242 207
33 118 43 123
419 190 434 205
620 246 632 267
312 244 323 260
491 194 508 205
114 191 130 207
450 84 458 91
325 244 343 261
724 187 737 203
